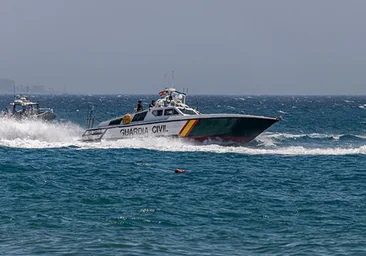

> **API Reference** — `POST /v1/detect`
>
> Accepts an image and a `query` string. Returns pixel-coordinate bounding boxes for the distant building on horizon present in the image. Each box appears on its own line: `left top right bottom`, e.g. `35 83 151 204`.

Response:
0 78 15 94
0 78 59 95
16 84 48 94
31 85 46 94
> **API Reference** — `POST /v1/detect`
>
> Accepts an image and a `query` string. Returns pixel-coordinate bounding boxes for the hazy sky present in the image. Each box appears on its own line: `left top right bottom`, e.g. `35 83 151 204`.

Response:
1 0 366 95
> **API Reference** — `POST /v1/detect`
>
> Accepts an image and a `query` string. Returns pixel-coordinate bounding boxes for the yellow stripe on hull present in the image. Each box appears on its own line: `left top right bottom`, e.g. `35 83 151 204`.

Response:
179 120 197 137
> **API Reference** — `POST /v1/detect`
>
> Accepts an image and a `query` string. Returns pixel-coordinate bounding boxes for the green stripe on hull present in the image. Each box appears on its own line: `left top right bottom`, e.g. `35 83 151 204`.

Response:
188 117 277 138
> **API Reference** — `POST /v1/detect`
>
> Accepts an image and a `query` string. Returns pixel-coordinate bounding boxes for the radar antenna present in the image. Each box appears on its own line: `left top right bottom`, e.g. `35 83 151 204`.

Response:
164 72 167 88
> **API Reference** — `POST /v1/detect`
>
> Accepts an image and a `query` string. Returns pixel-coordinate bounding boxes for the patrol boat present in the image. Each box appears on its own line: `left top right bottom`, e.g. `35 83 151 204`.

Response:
4 95 56 121
81 88 280 143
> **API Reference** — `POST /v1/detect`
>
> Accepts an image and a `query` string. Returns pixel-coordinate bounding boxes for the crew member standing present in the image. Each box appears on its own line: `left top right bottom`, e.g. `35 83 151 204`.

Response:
136 99 143 112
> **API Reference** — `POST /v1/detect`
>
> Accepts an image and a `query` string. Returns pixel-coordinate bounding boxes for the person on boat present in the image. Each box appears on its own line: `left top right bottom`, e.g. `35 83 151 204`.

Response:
3 108 9 117
149 100 155 108
136 99 143 112
168 94 177 106
21 107 27 118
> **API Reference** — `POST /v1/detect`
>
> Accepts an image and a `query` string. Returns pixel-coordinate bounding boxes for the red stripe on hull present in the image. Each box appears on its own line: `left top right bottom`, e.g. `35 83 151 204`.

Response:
184 119 199 136
179 120 190 134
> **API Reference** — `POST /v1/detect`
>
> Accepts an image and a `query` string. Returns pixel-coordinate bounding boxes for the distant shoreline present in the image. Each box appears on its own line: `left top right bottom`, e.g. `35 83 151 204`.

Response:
0 93 365 97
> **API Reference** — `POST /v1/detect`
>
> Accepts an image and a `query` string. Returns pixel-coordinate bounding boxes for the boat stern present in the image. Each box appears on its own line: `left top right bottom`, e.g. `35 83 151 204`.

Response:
179 115 279 143
81 128 107 142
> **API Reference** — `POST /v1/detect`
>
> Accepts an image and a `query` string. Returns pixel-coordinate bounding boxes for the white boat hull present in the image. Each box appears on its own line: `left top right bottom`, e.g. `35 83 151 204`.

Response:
82 119 187 141
81 114 279 144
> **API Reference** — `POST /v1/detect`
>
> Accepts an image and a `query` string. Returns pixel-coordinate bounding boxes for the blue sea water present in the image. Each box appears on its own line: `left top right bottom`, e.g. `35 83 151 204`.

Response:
0 94 365 255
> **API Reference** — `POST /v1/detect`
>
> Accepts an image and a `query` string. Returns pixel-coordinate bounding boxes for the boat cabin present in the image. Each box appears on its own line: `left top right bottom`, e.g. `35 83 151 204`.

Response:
10 96 40 116
8 95 54 119
98 88 200 127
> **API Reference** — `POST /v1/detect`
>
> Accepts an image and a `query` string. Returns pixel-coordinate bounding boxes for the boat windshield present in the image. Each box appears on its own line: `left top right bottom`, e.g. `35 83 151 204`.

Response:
178 108 198 115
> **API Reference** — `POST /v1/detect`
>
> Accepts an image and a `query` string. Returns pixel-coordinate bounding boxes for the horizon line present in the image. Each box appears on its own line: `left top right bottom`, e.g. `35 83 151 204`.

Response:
0 93 365 97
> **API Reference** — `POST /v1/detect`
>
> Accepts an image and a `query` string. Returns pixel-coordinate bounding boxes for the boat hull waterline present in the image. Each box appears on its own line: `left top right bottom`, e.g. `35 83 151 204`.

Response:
81 114 279 143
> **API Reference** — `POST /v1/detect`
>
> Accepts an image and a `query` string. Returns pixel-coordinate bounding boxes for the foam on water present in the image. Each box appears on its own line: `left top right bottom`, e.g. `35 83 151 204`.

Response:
263 132 366 141
0 118 83 148
0 118 365 155
78 137 366 155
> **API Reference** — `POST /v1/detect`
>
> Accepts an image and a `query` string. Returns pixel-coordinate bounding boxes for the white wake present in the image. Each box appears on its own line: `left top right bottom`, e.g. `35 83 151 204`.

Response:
0 118 83 148
77 136 366 155
0 118 365 155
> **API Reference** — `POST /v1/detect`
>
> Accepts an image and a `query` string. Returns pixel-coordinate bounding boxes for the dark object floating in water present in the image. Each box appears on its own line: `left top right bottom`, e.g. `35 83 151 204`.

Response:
175 168 186 173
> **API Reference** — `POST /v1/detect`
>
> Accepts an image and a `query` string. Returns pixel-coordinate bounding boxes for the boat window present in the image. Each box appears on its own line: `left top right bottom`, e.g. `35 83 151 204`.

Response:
152 110 163 116
178 108 198 115
132 111 147 122
109 118 123 126
164 108 179 116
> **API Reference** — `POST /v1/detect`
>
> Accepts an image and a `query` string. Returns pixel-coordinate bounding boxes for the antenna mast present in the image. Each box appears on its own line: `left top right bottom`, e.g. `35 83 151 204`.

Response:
87 105 95 128
164 72 167 88
172 70 175 87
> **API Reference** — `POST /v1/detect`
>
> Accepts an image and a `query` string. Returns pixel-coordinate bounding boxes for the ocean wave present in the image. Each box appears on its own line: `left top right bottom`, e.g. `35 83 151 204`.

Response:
261 132 366 141
1 135 365 155
76 137 366 155
0 119 365 155
0 118 83 148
